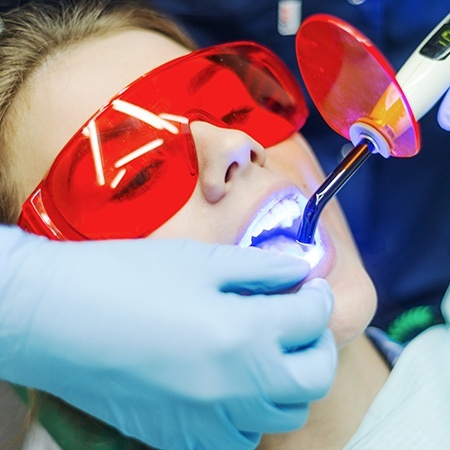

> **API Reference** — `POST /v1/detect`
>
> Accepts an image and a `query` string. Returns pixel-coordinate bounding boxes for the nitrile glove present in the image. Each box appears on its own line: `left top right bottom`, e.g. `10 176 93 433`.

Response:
437 88 450 131
0 226 336 450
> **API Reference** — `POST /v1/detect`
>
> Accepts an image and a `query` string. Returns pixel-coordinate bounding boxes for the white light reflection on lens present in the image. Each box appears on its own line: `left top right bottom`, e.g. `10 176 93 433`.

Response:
83 120 106 186
112 99 179 134
114 138 164 168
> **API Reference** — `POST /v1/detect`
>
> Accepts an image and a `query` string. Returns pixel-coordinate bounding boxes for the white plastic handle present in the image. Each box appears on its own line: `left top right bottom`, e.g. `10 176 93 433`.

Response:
396 12 450 121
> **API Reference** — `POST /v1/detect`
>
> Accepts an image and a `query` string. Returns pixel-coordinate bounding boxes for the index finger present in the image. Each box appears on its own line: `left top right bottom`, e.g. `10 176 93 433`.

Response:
210 245 310 294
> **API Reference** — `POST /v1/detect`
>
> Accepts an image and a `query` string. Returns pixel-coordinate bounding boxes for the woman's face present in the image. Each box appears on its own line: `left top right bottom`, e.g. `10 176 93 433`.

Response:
9 29 376 347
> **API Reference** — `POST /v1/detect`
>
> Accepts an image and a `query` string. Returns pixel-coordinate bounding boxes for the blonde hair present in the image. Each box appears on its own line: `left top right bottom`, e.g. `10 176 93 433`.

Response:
0 0 195 223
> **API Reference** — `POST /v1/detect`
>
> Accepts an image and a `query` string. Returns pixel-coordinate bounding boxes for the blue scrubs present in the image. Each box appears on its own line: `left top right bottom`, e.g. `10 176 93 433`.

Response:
149 0 450 339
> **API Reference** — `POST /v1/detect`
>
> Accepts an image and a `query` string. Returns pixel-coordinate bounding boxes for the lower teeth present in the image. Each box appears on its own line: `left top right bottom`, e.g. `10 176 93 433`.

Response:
255 235 305 257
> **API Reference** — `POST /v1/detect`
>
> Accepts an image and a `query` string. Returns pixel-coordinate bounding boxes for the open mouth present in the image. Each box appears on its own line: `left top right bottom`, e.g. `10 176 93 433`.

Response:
238 193 325 269
238 195 302 248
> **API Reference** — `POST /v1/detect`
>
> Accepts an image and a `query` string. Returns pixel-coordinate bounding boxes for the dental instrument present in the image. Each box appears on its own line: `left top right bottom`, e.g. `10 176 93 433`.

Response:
296 13 450 245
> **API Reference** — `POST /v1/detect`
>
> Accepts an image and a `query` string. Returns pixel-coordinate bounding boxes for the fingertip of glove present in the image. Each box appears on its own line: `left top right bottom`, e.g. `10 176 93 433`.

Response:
302 278 328 290
437 112 450 131
438 89 450 131
301 278 334 315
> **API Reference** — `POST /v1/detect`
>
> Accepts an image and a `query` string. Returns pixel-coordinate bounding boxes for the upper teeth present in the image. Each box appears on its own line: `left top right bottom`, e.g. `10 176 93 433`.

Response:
239 198 302 248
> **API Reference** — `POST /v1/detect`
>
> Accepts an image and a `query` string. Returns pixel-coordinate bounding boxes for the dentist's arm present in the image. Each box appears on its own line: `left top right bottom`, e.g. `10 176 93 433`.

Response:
0 226 336 450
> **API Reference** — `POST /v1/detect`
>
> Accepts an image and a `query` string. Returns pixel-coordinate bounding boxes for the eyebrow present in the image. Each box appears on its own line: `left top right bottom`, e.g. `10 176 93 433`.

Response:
187 63 222 94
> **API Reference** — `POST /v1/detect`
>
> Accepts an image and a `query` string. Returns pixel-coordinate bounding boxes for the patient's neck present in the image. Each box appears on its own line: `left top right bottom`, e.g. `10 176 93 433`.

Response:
258 334 390 450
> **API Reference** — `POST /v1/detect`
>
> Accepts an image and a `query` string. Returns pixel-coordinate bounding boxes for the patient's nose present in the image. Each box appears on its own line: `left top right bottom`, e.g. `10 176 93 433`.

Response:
190 121 266 203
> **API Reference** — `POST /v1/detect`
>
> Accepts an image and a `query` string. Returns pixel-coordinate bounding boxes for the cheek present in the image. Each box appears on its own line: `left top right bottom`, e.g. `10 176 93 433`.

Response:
329 259 377 347
149 200 203 240
148 186 230 243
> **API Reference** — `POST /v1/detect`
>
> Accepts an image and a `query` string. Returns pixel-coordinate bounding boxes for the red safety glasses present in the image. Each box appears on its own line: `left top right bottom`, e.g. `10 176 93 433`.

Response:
18 42 308 240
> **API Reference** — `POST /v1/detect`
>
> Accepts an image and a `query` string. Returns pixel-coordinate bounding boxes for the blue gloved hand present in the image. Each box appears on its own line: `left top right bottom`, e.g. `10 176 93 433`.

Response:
0 226 336 450
437 88 450 131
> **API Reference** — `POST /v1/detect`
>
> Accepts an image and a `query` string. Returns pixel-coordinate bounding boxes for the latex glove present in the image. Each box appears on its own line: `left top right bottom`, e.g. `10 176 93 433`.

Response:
437 87 450 131
441 283 450 324
0 226 336 450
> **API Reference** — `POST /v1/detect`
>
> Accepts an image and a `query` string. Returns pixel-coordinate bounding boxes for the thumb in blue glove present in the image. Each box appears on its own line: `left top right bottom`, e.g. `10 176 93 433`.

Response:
0 226 336 450
437 87 450 131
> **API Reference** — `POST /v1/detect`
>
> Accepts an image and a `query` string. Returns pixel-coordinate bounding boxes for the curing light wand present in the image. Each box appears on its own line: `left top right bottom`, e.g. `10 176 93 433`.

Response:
295 11 450 246
297 139 375 244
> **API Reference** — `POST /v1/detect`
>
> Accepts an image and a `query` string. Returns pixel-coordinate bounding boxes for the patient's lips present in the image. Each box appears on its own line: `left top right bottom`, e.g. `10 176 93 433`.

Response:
238 186 334 277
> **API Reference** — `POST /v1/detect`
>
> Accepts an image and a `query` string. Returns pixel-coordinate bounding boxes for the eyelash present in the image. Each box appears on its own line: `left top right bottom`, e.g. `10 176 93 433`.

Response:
112 160 163 201
221 106 254 125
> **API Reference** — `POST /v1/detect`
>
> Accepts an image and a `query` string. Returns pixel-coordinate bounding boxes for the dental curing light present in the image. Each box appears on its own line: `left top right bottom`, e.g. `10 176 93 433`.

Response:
296 13 450 245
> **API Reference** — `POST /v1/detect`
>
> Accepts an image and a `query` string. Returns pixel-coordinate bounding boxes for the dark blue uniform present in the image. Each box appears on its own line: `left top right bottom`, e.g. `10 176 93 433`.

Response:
149 0 450 341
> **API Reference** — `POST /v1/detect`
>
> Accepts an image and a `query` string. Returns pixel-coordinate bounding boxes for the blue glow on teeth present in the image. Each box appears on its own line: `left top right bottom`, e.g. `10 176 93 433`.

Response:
239 198 302 248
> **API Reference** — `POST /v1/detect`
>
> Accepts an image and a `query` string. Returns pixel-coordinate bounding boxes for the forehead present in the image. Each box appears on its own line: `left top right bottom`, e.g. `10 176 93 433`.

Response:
10 29 189 201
